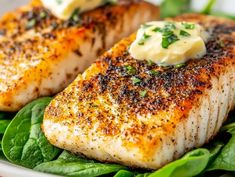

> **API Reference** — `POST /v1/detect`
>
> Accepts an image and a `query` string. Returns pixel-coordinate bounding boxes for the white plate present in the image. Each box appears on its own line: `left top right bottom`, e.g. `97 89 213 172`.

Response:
0 159 60 177
0 0 234 177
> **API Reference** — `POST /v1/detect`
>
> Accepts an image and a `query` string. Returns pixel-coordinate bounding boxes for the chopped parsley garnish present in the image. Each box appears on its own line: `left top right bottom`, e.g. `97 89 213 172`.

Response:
71 9 80 22
165 22 176 30
138 33 151 45
217 40 225 48
180 30 191 37
147 60 155 66
131 77 142 85
124 65 136 75
138 22 194 49
182 22 195 30
39 11 47 19
26 19 36 29
139 90 147 97
152 27 161 32
148 70 160 76
175 63 186 68
152 23 180 49
162 34 179 49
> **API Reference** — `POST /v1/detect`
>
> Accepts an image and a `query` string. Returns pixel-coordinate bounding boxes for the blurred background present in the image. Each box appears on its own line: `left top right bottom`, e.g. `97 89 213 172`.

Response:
0 0 234 19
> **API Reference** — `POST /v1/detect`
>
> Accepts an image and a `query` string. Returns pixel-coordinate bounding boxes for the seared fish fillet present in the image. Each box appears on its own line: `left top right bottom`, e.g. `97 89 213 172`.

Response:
43 14 235 169
0 0 158 111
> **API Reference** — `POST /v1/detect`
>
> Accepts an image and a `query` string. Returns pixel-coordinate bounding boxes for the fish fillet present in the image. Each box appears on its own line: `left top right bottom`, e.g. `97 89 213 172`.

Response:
43 14 235 169
0 0 158 111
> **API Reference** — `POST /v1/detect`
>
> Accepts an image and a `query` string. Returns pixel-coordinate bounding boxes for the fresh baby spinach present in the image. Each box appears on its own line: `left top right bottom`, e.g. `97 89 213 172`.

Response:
34 151 127 177
114 170 134 177
0 119 11 135
2 97 61 168
147 149 210 177
207 127 235 171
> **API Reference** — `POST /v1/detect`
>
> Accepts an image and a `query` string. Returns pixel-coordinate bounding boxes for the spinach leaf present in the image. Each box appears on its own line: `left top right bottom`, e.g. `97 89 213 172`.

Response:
205 142 224 164
201 0 216 14
0 119 11 152
147 149 210 177
160 0 191 18
34 151 127 177
207 128 235 171
114 170 134 177
0 119 11 134
2 97 61 168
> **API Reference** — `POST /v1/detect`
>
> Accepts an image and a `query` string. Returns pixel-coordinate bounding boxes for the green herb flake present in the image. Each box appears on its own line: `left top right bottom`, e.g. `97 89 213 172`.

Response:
161 28 174 37
162 34 179 49
217 40 225 48
175 63 186 68
124 65 136 75
148 70 160 76
165 22 176 30
180 30 191 37
39 11 47 19
26 19 36 29
152 27 162 32
182 22 195 30
138 33 151 45
139 90 147 97
71 8 80 22
147 60 155 66
131 77 142 85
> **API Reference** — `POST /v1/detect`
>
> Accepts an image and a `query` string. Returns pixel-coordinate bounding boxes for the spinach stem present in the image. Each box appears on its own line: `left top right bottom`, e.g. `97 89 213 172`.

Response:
201 0 217 14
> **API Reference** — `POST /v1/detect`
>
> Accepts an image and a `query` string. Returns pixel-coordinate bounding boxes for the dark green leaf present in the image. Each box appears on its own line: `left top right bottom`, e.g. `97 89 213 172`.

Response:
34 151 126 177
2 97 61 168
201 0 216 14
114 170 134 177
207 128 235 171
0 120 11 134
148 149 210 177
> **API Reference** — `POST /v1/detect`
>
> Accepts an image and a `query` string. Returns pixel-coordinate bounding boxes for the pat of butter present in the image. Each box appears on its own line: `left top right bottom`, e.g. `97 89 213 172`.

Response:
129 21 210 66
41 0 106 20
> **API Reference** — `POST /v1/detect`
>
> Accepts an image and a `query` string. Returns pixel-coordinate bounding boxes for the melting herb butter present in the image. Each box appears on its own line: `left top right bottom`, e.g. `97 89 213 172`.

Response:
41 0 116 20
129 21 210 66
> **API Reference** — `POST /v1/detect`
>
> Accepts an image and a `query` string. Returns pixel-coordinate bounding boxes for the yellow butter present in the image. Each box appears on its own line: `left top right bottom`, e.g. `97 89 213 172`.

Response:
42 0 104 20
129 21 209 66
